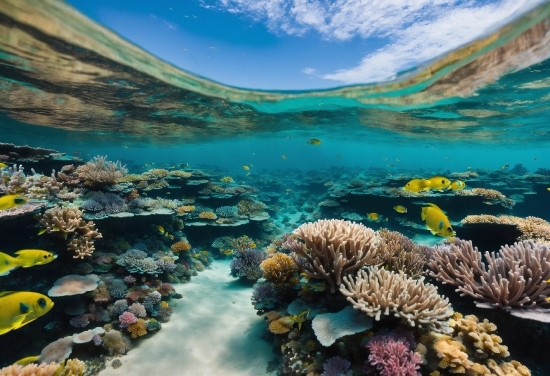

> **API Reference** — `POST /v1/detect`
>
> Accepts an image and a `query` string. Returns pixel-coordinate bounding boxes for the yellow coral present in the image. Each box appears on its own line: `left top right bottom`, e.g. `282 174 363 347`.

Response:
143 169 170 179
268 316 294 334
199 211 217 219
171 241 191 252
451 314 509 357
260 253 298 285
127 319 147 338
58 359 86 376
176 205 195 215
169 170 192 178
220 176 234 183
232 235 256 251
487 359 531 376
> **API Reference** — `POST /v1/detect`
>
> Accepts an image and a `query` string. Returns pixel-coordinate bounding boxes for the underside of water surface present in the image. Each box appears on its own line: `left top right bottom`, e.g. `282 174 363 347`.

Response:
1 1 550 376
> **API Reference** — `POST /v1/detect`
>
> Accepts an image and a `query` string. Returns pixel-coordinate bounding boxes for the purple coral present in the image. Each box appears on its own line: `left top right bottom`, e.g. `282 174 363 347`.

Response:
365 330 421 376
123 275 137 284
119 311 138 328
230 248 267 281
92 334 103 346
322 356 351 376
69 314 90 328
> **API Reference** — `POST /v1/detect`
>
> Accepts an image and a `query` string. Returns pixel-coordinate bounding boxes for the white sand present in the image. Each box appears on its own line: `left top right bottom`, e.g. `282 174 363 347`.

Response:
99 260 273 376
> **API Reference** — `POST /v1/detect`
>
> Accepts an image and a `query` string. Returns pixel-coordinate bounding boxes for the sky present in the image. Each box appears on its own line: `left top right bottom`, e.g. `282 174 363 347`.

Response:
66 0 544 90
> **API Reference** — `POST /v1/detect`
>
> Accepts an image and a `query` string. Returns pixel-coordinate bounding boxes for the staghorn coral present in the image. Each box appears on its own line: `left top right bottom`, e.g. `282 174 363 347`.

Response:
127 318 148 338
340 266 453 333
376 229 430 278
428 239 550 309
260 253 299 285
39 206 102 258
285 219 379 293
366 330 422 376
76 155 127 187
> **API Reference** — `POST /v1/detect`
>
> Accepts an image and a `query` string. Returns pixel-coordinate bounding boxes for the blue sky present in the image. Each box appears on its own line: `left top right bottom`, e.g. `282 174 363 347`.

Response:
67 0 542 90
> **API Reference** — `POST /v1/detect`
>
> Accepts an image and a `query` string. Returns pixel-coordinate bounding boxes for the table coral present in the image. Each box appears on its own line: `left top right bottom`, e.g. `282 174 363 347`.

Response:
198 211 217 219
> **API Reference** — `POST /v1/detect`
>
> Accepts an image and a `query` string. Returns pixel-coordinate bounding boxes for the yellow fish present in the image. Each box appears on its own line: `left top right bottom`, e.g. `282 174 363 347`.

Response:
403 179 431 193
0 195 27 211
0 250 57 276
547 187 550 191
157 225 165 234
223 249 234 255
282 155 287 159
393 205 407 213
0 163 7 169
366 213 380 222
449 180 467 191
242 165 250 171
0 291 54 335
289 309 310 330
421 203 455 238
427 176 451 191
14 355 40 366
306 138 322 145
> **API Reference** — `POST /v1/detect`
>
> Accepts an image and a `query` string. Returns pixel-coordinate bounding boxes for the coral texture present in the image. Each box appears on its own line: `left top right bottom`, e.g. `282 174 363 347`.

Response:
76 155 127 186
260 253 298 285
285 219 379 293
428 239 550 309
366 330 421 376
340 266 453 333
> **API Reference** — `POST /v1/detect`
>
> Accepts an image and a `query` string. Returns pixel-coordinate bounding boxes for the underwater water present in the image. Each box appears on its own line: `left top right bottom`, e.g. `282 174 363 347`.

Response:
1 0 550 375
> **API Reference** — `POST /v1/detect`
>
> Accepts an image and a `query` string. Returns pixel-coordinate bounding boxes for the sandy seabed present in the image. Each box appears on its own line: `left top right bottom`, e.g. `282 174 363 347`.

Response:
99 260 274 376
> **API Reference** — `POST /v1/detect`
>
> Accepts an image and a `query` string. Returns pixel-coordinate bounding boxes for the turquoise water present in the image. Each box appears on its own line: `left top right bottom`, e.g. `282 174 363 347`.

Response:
1 0 550 375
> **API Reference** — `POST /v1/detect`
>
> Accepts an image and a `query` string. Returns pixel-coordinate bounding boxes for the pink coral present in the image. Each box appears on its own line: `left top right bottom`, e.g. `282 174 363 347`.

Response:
69 314 90 328
366 331 421 376
157 283 174 296
124 275 137 284
119 311 138 328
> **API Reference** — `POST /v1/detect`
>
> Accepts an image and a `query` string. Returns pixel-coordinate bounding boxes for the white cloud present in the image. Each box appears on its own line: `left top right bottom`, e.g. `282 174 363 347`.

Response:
302 67 316 75
206 0 544 84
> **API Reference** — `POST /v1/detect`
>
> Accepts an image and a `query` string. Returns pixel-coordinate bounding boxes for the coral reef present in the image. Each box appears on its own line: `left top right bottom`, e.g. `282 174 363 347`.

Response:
461 215 550 244
230 248 266 281
365 329 421 376
428 239 550 310
75 155 127 187
376 229 430 278
260 253 299 286
340 266 453 333
39 206 102 258
285 219 379 293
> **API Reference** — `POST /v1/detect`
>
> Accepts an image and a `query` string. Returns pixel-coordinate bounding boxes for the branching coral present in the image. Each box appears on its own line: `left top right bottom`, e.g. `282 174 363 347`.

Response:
230 248 266 281
39 206 102 258
76 155 127 187
376 229 430 278
260 253 299 285
450 313 509 358
285 219 379 293
340 266 453 333
428 239 550 309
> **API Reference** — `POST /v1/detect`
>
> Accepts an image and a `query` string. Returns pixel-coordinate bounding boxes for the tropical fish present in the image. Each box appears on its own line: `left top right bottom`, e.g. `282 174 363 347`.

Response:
157 225 165 234
427 176 451 191
501 164 509 170
242 165 250 171
0 291 54 335
288 309 310 330
366 213 380 222
223 249 234 256
0 195 27 211
282 155 287 159
0 163 7 169
0 250 57 276
403 179 431 193
13 355 39 366
393 205 407 213
306 138 322 145
421 203 455 238
37 228 47 236
449 180 467 191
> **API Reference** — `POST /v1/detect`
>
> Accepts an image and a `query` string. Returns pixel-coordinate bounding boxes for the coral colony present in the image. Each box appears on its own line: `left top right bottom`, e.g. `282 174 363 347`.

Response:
0 144 550 376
